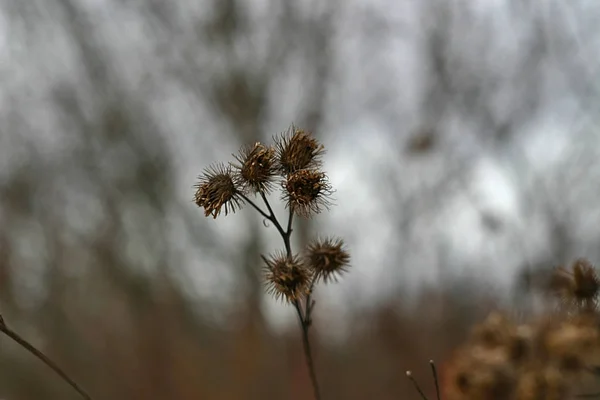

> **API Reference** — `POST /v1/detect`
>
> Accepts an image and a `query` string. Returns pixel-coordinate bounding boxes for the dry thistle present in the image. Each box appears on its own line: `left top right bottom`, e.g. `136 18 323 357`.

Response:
444 346 517 400
538 313 600 375
442 312 530 400
283 169 332 217
470 312 531 363
194 163 242 218
550 258 600 311
305 237 350 283
232 142 277 194
194 126 349 400
417 258 600 400
275 126 325 174
262 252 311 303
441 307 600 400
516 366 569 400
471 312 518 349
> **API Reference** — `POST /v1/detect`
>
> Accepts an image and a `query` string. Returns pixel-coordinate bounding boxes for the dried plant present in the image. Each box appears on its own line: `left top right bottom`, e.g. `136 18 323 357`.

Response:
262 251 311 303
407 259 600 400
549 258 600 312
406 360 443 400
283 169 333 218
274 125 325 175
194 162 243 218
232 142 278 194
194 125 350 400
305 237 351 283
0 315 92 399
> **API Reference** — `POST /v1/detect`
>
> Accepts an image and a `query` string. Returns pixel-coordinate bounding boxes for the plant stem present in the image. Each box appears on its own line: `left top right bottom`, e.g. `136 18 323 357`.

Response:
286 207 294 236
258 193 322 400
259 192 290 255
304 276 318 326
406 371 429 400
0 316 92 399
239 193 271 221
294 301 322 400
430 360 441 400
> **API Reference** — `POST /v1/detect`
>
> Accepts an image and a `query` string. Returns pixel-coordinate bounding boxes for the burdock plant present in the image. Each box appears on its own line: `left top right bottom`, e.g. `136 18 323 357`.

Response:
194 125 350 400
405 259 600 400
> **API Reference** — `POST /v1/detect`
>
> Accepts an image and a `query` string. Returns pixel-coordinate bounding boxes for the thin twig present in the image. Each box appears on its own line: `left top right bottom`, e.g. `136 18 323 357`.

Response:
429 360 441 400
260 192 277 223
257 193 322 400
293 299 306 323
239 193 271 221
0 317 92 399
304 278 318 327
294 300 322 400
406 371 430 400
286 206 294 236
258 192 288 243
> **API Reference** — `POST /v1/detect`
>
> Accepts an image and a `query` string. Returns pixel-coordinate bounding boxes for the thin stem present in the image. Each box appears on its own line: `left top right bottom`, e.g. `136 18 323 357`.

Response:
0 318 92 399
429 360 441 400
292 300 306 333
294 301 322 400
260 192 277 222
286 206 294 236
406 371 429 400
255 192 322 400
259 192 289 253
304 277 318 326
239 193 271 221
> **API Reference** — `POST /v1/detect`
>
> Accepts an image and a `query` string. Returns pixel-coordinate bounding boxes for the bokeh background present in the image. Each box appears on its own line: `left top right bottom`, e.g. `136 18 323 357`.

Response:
1 0 600 398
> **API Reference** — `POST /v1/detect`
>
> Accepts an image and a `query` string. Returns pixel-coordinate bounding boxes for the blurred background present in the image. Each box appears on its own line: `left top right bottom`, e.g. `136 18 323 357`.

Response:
1 0 600 398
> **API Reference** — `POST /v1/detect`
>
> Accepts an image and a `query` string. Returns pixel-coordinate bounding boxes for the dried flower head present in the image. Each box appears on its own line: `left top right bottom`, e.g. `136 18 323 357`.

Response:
444 346 517 400
443 308 600 400
305 237 350 283
232 142 277 193
470 312 531 364
549 258 600 310
283 169 332 217
262 252 311 303
538 313 600 374
275 126 325 175
194 163 242 218
516 366 569 400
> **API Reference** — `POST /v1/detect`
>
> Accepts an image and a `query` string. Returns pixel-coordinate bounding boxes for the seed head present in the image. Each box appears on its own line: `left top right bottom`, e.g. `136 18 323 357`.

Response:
516 367 569 400
445 310 600 400
283 169 332 217
305 237 350 283
538 314 600 375
262 252 311 303
549 258 600 310
470 312 530 364
275 126 325 175
194 163 242 218
232 142 277 194
443 346 517 400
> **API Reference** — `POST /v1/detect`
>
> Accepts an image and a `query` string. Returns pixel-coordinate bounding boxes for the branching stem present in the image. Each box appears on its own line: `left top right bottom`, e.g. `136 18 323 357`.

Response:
257 193 322 400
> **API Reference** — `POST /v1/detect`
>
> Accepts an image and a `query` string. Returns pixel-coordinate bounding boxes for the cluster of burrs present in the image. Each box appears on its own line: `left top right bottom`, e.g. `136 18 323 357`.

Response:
194 126 351 400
